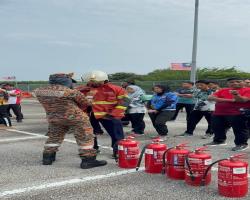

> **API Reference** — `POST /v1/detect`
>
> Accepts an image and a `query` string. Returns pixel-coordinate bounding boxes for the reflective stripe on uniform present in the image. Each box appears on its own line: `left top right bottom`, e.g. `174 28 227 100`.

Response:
115 106 127 110
117 95 128 99
94 112 107 116
44 143 61 147
79 145 94 150
92 101 117 105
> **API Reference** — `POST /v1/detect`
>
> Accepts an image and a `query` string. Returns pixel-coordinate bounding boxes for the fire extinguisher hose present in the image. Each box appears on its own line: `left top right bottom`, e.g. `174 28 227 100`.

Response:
161 147 174 174
136 145 148 171
185 155 196 181
200 158 228 186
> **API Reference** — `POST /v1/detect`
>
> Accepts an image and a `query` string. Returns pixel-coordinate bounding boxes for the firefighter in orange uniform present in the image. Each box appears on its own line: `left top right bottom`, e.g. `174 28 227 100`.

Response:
82 70 130 158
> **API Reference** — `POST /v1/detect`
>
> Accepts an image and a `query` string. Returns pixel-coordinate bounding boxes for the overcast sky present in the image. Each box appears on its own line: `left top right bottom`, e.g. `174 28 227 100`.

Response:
0 0 250 80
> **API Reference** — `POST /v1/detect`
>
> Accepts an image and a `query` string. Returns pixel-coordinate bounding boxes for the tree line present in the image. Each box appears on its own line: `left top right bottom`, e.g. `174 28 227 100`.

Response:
1 67 249 84
109 67 250 82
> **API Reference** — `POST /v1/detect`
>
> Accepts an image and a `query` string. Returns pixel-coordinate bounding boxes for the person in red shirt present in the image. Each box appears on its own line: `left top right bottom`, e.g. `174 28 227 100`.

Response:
204 78 250 151
2 83 23 122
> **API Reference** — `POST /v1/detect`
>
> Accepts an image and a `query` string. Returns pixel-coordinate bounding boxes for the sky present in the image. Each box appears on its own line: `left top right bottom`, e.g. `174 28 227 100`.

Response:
0 0 250 80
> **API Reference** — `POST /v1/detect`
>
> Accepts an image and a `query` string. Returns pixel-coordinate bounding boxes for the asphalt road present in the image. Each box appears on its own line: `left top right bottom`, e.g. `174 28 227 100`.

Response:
0 99 249 200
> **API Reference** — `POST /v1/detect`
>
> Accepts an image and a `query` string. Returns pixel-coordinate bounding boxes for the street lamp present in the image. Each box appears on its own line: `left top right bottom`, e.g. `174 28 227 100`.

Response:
190 0 199 82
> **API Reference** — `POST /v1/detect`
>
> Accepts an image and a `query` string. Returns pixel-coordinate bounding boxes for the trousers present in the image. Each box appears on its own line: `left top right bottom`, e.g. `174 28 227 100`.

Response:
212 115 249 145
0 105 12 127
44 121 96 158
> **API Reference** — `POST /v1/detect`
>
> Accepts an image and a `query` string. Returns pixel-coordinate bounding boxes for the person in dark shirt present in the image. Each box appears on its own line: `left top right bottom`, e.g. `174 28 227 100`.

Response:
177 80 214 138
171 81 195 121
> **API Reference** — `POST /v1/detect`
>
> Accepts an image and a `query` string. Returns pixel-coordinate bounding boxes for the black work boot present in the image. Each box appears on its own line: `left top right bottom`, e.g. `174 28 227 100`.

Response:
80 157 107 169
51 152 56 162
42 152 55 165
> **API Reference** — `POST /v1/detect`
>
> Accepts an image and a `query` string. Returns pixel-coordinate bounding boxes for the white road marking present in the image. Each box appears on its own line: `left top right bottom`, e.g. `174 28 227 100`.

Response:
6 129 46 137
0 166 249 198
6 129 113 150
0 136 44 143
0 168 145 198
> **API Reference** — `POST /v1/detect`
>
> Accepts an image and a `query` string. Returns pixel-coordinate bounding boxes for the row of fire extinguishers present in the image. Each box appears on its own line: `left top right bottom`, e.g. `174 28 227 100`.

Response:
117 136 249 198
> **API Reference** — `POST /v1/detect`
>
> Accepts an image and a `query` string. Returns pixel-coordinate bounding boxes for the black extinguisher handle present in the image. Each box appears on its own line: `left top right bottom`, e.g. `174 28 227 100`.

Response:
200 158 228 186
161 147 174 174
136 145 148 171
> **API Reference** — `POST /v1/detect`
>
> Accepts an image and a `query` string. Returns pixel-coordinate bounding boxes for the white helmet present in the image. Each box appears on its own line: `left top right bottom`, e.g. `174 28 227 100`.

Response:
82 70 109 82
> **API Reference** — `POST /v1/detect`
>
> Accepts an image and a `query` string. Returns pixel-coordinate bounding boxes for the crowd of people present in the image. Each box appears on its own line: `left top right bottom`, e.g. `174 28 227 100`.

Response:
0 83 24 128
1 71 250 169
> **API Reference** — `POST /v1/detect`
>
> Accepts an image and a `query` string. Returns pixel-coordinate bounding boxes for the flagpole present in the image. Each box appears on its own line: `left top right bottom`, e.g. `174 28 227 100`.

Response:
190 0 199 82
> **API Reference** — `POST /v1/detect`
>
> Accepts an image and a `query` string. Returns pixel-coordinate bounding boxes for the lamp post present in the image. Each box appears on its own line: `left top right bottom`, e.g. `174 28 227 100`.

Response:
190 0 199 82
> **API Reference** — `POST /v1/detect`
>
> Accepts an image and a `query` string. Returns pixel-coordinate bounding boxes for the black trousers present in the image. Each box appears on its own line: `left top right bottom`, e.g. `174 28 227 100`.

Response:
89 112 103 134
97 118 125 153
8 104 23 121
172 103 195 121
148 111 175 136
212 115 249 145
0 105 12 126
186 110 213 135
121 114 130 126
127 113 145 134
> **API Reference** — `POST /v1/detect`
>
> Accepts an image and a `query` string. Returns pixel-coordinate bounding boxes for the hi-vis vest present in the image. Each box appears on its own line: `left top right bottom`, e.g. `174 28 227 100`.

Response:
92 83 129 119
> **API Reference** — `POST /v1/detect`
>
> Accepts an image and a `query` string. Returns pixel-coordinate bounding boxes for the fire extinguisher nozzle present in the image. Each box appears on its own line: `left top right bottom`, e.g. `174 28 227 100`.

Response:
161 169 165 174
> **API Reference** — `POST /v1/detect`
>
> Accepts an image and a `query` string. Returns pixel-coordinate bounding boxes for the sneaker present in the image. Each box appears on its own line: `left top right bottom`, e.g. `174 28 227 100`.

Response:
159 135 170 141
129 133 144 137
201 134 213 139
150 135 169 140
175 132 193 137
232 145 249 151
203 141 227 146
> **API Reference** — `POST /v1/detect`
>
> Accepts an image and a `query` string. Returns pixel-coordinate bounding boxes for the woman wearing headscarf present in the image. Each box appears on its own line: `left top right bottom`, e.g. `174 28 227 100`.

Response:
126 85 146 135
147 85 178 138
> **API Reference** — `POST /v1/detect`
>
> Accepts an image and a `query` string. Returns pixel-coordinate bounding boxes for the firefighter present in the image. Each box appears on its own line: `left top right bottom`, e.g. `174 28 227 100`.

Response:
82 70 130 158
34 73 107 168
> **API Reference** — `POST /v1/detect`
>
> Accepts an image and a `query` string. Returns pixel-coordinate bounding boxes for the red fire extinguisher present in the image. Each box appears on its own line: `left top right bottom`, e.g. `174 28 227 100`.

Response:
136 138 167 173
117 136 140 169
162 143 190 180
202 154 248 198
185 146 212 186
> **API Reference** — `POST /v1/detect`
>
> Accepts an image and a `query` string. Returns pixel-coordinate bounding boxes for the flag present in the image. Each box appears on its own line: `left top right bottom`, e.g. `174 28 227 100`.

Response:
170 63 192 71
1 76 16 81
